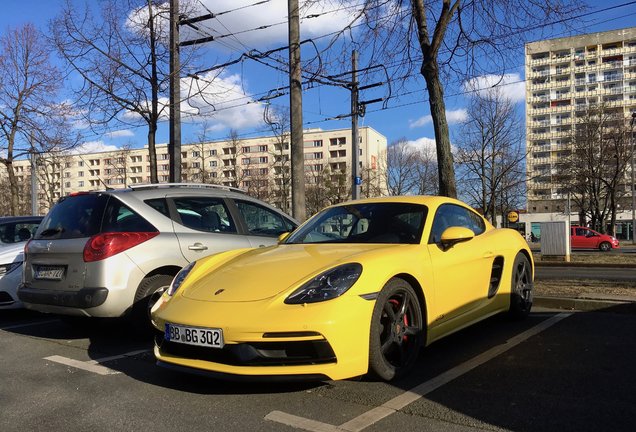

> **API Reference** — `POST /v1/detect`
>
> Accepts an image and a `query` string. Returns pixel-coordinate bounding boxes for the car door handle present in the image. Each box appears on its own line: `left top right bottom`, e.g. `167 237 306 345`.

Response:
483 251 494 259
188 243 208 251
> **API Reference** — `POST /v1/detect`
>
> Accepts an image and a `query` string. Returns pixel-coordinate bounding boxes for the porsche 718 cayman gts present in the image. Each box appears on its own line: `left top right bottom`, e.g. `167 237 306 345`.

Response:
151 196 533 381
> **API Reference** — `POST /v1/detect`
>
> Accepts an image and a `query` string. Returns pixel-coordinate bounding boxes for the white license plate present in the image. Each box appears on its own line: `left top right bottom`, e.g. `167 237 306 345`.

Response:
165 323 224 348
34 265 65 280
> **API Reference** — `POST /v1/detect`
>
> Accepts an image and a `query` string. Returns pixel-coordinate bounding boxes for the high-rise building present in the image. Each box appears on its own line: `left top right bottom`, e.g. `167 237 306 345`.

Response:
525 27 636 213
5 126 387 215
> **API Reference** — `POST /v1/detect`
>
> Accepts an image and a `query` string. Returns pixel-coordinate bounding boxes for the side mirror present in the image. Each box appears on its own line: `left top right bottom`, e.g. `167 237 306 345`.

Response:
277 232 290 243
439 226 475 251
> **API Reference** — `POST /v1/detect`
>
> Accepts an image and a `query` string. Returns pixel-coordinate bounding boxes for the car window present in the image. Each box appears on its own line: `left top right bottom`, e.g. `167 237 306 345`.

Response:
285 203 426 244
429 203 485 244
235 200 295 237
575 227 587 236
101 198 156 233
35 194 109 239
0 221 40 244
145 198 170 218
173 197 236 233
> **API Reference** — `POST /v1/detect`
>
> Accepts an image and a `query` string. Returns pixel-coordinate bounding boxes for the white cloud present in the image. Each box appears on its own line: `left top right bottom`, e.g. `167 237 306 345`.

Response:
189 0 359 50
462 73 526 103
119 73 265 131
409 108 468 128
71 141 119 154
407 137 437 154
104 129 135 138
180 72 265 130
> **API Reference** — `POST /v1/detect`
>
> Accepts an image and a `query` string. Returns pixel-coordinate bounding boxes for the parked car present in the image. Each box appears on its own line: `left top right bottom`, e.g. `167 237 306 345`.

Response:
0 216 43 309
151 196 533 381
570 226 619 252
18 184 297 325
0 216 42 248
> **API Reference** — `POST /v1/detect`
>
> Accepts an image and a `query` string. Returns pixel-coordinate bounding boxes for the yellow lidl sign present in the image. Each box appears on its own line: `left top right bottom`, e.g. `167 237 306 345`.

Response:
507 211 519 223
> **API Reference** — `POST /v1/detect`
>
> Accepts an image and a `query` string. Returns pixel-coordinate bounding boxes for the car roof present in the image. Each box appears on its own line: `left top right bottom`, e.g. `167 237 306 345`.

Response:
333 195 476 209
72 183 248 200
0 216 44 223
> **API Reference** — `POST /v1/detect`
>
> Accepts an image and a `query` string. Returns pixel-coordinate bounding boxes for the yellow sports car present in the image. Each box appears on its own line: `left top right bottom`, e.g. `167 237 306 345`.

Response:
151 196 533 381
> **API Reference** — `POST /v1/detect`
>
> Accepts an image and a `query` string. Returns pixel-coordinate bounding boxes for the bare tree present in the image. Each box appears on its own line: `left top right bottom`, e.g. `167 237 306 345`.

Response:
383 138 420 195
49 0 210 184
310 0 581 197
264 106 292 212
104 144 134 188
556 105 632 234
0 24 78 215
455 88 525 225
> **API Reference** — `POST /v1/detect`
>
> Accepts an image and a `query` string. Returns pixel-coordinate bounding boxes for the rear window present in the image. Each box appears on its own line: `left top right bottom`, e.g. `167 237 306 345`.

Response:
36 194 109 239
35 194 155 240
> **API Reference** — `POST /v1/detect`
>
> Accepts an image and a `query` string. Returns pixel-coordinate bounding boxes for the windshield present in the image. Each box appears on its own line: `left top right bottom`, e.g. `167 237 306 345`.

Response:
285 203 427 245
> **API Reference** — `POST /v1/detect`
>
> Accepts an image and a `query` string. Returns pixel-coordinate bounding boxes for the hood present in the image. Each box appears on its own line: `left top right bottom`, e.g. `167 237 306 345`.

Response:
0 243 25 265
182 243 401 302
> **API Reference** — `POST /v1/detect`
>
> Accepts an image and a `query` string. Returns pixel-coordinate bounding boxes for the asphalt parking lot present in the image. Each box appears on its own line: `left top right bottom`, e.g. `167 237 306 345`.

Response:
1 306 635 432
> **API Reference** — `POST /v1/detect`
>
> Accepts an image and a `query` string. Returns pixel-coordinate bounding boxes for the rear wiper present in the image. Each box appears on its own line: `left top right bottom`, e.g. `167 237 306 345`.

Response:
39 227 64 237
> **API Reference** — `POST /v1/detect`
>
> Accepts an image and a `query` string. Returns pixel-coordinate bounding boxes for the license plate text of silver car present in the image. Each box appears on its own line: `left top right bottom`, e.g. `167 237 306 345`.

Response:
165 323 224 348
34 265 65 280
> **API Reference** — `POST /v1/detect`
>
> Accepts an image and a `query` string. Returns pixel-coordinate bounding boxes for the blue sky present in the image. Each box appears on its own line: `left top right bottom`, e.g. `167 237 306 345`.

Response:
1 0 636 155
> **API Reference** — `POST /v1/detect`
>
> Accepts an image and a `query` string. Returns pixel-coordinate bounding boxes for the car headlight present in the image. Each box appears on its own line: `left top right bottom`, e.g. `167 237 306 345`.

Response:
0 261 22 277
284 263 362 304
167 261 196 296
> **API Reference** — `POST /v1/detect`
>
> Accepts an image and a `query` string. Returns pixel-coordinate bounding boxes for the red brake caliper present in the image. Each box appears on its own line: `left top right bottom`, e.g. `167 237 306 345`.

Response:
388 298 409 342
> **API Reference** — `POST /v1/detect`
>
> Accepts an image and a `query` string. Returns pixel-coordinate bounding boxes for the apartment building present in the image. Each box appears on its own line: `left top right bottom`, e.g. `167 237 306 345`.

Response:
525 27 636 214
9 126 387 214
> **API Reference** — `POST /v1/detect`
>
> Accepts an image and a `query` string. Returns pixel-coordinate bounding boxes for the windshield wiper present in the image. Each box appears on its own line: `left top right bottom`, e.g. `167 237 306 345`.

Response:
39 227 64 237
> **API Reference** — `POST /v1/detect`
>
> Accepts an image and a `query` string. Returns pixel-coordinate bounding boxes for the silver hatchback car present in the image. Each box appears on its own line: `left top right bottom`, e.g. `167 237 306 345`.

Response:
18 184 297 325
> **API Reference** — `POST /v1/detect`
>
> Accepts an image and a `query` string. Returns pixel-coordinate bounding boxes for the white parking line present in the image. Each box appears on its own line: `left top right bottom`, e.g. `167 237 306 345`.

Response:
44 355 121 376
44 349 151 375
0 319 59 331
266 312 573 432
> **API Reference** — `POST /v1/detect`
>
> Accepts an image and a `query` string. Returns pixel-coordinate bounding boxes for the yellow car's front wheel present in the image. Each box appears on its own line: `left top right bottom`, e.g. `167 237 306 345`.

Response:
368 278 424 381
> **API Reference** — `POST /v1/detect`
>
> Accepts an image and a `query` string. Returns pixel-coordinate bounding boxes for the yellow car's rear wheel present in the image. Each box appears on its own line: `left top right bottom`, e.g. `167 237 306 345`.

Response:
508 253 533 319
369 278 424 381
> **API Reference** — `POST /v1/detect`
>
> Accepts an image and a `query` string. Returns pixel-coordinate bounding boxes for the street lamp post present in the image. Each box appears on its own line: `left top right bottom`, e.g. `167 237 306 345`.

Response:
631 112 636 243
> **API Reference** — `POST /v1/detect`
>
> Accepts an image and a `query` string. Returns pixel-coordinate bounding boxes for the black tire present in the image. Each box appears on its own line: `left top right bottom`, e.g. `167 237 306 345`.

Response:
368 278 424 381
508 253 533 319
131 274 173 331
599 242 611 252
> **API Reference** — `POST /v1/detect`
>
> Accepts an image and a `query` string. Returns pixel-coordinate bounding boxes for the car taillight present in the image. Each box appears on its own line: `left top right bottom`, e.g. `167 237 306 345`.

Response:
83 232 159 262
24 238 32 255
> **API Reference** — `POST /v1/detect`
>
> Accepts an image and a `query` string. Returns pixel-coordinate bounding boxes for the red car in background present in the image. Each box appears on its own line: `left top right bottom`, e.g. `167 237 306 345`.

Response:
570 226 620 252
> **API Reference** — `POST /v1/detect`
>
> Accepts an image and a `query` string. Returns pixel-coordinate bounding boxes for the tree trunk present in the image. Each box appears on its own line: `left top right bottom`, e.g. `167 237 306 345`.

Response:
421 59 457 198
148 123 158 183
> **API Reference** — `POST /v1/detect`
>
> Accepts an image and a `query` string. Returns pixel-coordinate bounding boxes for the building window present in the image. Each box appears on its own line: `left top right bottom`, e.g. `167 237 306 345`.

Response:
209 149 217 156
78 181 84 187
78 161 84 167
192 151 200 158
209 161 217 167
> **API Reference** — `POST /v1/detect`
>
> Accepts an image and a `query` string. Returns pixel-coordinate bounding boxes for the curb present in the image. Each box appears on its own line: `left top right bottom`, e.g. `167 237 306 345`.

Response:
534 295 636 313
534 261 636 268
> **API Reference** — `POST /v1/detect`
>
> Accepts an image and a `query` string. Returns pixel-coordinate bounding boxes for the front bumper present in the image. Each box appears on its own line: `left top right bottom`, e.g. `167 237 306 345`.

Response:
151 292 376 381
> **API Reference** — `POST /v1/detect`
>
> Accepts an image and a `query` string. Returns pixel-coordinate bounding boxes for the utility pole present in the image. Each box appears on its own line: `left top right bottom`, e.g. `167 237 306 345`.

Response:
630 112 636 243
169 0 182 183
351 50 360 200
30 133 38 215
288 0 305 221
